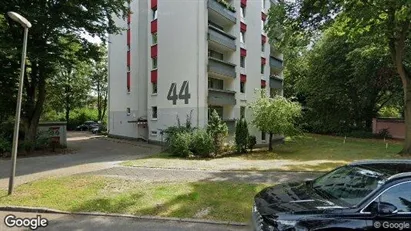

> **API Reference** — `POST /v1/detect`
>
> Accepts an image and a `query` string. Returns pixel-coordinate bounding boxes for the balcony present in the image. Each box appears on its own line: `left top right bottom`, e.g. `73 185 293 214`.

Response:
270 0 277 5
208 25 236 51
270 75 283 89
208 0 236 25
208 57 236 79
270 56 284 72
208 88 236 106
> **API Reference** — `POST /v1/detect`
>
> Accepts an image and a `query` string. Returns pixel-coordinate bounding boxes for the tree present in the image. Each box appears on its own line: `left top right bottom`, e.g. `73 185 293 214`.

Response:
90 47 108 122
249 90 302 151
207 110 228 155
266 0 411 154
0 1 129 151
235 118 249 153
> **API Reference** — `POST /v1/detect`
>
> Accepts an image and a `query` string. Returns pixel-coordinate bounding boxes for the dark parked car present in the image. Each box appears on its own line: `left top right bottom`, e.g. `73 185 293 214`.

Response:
252 160 411 231
76 121 98 131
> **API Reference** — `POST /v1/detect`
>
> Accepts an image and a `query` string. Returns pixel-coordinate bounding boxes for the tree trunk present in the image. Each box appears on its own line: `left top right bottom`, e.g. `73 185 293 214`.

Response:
101 92 107 121
399 82 411 155
97 80 102 121
268 133 273 151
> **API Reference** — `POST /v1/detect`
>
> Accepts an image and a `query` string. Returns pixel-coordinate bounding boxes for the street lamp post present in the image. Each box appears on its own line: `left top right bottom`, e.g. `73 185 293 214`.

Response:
7 12 32 195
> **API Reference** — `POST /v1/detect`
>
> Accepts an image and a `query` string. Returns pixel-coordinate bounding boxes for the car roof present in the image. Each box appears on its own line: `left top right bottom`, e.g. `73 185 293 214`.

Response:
348 159 411 178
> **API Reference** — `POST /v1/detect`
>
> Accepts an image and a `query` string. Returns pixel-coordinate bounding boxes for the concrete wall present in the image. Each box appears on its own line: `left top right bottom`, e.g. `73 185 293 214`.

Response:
372 118 405 139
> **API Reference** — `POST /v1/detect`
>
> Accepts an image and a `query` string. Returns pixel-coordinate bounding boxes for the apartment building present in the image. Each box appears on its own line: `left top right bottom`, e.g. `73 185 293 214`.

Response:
108 0 284 144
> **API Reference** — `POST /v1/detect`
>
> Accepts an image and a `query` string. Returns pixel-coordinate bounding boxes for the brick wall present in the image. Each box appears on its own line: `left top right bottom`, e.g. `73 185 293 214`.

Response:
372 118 405 139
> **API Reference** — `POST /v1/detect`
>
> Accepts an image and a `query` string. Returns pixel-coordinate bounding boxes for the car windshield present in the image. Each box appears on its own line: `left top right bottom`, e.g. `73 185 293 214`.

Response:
312 166 387 206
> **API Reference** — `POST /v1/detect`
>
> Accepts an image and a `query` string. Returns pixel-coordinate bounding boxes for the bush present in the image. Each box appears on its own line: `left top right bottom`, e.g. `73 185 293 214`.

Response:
235 119 249 153
169 132 192 157
0 137 11 154
248 135 257 152
190 129 214 157
207 110 228 155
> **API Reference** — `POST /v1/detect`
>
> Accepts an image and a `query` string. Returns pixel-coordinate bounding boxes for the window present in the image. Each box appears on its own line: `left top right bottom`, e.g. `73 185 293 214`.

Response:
152 106 158 119
261 132 266 141
240 82 245 93
261 41 265 52
208 50 224 60
208 78 224 90
126 108 131 115
240 56 245 68
240 106 246 119
152 9 157 20
152 33 157 44
261 20 265 31
377 182 411 213
313 166 387 206
240 6 246 18
208 106 223 119
209 21 224 30
240 31 245 43
262 0 266 10
152 83 158 94
261 64 265 74
152 57 157 69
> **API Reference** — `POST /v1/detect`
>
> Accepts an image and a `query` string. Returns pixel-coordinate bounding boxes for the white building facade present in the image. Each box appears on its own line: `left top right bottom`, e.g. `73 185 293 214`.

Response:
108 0 284 145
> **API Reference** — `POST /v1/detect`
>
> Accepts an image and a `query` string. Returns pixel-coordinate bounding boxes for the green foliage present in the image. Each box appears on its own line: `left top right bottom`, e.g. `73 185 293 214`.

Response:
235 119 249 153
0 137 11 154
164 112 195 144
378 106 401 118
247 135 257 152
207 110 228 155
336 129 392 140
190 129 214 158
169 132 192 158
215 0 236 13
42 108 99 131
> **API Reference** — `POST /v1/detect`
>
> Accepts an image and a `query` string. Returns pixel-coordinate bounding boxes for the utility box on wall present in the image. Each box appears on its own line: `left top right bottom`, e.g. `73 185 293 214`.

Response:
38 122 68 147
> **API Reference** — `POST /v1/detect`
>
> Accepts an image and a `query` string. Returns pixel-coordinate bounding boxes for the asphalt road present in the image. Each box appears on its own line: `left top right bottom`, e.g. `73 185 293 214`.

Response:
0 211 250 231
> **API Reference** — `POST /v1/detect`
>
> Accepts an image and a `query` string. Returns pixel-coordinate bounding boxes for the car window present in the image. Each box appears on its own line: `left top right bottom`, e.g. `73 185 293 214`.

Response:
312 166 387 206
379 182 411 213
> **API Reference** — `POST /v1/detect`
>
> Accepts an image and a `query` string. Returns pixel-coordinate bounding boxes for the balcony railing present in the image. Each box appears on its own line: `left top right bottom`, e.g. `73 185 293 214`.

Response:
208 88 236 106
208 0 236 24
208 25 236 51
270 56 284 71
269 75 283 89
208 57 236 79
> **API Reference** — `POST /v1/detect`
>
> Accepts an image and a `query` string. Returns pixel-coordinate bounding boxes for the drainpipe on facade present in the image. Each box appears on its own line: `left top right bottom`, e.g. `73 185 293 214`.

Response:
196 0 200 127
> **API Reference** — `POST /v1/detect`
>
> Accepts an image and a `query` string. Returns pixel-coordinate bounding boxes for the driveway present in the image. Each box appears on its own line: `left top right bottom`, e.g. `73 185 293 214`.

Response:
0 132 161 189
0 211 249 231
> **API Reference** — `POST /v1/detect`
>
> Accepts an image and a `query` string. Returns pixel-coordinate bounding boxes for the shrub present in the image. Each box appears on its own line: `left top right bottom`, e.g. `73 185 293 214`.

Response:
169 132 192 158
164 111 196 145
0 137 11 154
235 118 249 153
190 129 214 157
248 135 257 152
207 110 228 155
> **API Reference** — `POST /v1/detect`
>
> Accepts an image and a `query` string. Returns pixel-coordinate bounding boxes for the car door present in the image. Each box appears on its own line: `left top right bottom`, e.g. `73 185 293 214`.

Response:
365 181 411 231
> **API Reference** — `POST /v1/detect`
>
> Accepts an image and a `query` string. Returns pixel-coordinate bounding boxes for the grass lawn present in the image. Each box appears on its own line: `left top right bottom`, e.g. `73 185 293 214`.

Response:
0 176 267 223
123 134 406 172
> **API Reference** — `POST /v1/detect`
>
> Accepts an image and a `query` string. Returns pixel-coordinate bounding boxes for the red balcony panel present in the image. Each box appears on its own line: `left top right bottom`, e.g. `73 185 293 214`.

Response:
127 51 130 66
241 0 247 7
261 57 266 65
261 79 266 88
151 70 158 83
261 35 267 43
151 44 158 58
151 0 157 9
261 12 267 21
127 29 131 45
151 19 158 33
240 48 247 57
240 22 247 32
127 72 131 92
240 74 247 83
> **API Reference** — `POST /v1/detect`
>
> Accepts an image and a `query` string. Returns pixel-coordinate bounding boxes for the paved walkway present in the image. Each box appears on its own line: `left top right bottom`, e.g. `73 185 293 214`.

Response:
84 166 323 184
0 211 248 231
0 132 161 189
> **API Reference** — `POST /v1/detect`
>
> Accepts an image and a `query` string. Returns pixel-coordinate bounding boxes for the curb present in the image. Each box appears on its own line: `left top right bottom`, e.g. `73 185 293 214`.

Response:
0 206 248 227
119 165 327 174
